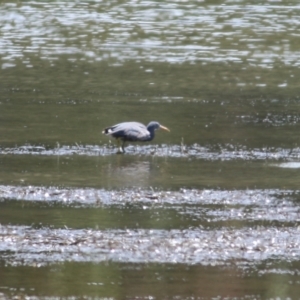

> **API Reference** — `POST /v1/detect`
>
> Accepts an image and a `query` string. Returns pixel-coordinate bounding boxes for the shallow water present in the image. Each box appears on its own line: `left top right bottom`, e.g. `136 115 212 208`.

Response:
1 0 300 299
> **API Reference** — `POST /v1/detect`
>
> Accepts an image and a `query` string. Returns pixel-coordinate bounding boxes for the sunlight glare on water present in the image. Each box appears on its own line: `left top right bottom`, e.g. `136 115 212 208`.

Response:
1 0 300 299
1 1 300 67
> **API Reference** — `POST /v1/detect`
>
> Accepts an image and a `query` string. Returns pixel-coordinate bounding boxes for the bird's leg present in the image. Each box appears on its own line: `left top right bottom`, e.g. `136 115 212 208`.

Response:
116 139 123 154
121 141 126 153
116 139 125 154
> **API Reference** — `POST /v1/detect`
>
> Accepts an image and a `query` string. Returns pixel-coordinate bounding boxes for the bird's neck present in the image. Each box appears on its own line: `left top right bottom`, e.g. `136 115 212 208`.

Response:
148 128 155 141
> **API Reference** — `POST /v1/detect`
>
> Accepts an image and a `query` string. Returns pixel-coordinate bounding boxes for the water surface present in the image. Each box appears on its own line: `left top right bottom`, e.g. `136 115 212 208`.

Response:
1 1 300 299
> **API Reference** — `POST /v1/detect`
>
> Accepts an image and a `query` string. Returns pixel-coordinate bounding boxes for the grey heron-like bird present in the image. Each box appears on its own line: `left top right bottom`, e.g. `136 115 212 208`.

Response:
102 121 170 153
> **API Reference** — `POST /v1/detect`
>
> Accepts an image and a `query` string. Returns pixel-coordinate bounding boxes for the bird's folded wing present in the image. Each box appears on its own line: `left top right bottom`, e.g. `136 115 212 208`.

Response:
125 128 150 141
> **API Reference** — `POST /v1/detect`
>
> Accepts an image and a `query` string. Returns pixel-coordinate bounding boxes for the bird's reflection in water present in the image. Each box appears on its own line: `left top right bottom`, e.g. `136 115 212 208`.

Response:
105 160 154 188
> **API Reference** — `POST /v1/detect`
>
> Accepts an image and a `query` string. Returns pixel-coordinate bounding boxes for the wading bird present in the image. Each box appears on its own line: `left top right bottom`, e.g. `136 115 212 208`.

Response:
102 121 170 153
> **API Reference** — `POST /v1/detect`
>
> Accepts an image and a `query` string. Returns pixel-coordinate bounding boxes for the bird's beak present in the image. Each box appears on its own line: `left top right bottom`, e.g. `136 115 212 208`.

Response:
159 125 170 132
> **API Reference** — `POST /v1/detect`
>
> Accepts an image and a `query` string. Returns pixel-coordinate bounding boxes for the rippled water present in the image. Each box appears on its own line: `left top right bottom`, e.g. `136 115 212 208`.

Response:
2 225 300 266
2 1 300 67
2 143 300 160
1 0 300 299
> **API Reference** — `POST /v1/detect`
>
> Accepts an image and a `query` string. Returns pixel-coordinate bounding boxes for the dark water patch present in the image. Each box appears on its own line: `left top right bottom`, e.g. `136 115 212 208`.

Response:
2 144 300 161
1 225 300 267
1 261 299 300
2 153 300 190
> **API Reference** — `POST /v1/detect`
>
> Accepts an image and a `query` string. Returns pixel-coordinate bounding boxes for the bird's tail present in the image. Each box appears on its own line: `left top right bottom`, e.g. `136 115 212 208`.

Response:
102 127 112 135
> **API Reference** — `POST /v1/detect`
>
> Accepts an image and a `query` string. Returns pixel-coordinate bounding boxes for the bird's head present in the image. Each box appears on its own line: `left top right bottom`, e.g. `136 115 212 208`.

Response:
147 121 170 132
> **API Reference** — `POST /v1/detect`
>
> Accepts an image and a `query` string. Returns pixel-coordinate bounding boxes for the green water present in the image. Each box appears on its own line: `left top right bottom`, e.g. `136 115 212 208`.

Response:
1 1 300 299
